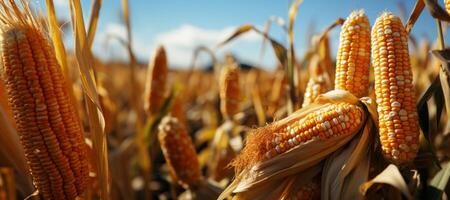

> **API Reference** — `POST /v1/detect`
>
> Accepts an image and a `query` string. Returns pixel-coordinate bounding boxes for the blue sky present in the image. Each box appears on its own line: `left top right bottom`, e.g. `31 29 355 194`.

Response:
44 0 448 70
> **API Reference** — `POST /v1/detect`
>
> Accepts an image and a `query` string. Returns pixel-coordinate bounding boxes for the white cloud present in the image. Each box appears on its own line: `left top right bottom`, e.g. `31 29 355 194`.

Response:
53 0 68 7
94 23 129 61
104 23 128 41
153 24 261 67
94 23 269 68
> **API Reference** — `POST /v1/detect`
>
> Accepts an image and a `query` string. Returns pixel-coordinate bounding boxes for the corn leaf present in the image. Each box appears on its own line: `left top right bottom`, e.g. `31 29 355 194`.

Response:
217 24 287 68
360 164 413 200
259 16 287 66
431 49 450 114
405 0 425 33
87 0 103 48
68 1 109 199
44 0 69 79
426 162 450 199
424 0 450 22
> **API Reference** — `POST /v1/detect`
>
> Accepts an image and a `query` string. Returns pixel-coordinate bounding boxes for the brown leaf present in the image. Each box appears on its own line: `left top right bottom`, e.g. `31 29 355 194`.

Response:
424 0 450 21
405 0 425 33
360 164 413 200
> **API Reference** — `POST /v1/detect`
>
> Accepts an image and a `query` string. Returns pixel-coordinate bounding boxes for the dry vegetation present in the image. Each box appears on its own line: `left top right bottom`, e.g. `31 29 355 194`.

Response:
0 0 450 200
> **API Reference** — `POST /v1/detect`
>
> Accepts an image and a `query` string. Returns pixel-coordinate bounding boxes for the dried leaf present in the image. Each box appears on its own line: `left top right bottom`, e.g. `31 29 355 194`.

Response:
405 0 425 33
360 164 413 200
431 49 450 114
432 162 450 189
69 1 108 199
217 24 288 70
87 0 102 48
322 116 374 200
259 16 288 66
417 76 440 141
424 0 450 22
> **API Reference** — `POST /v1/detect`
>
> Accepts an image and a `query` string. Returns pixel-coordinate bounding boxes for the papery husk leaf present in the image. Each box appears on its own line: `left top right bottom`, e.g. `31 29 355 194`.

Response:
360 164 413 200
236 176 294 200
321 116 374 200
279 165 322 199
220 90 365 200
186 180 223 200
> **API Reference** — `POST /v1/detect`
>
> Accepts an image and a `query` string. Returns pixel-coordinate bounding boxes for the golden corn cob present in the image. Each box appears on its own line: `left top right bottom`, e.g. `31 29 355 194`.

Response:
372 12 420 164
302 75 329 108
158 116 201 188
445 0 450 14
263 102 363 160
1 25 88 199
335 10 371 98
219 65 240 119
144 46 168 115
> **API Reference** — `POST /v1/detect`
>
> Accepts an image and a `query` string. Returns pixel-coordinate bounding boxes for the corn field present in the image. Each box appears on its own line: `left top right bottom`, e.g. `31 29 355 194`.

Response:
1 0 450 199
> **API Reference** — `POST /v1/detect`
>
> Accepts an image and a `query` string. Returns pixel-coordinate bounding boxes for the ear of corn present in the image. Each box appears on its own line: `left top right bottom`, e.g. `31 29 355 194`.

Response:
1 24 89 199
158 116 201 188
263 102 363 160
372 12 420 164
302 75 330 108
445 0 450 14
144 46 168 115
219 65 240 119
233 102 364 171
335 10 371 98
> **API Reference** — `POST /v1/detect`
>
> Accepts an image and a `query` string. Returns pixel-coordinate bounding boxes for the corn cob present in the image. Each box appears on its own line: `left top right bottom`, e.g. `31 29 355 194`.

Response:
219 65 240 119
158 116 201 188
372 12 420 164
1 24 89 199
335 10 371 98
263 102 363 160
445 0 450 14
302 75 329 108
144 46 168 115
